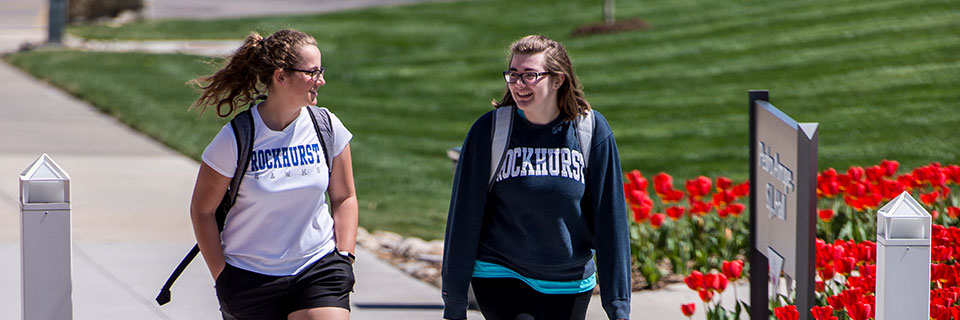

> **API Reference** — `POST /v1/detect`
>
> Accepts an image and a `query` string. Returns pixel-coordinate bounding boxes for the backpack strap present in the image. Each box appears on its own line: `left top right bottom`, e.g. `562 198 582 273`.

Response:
575 109 594 168
489 106 515 190
306 106 335 175
216 108 255 231
156 96 259 306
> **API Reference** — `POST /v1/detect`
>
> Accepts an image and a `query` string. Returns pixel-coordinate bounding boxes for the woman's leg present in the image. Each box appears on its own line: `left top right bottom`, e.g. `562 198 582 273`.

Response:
287 307 349 320
286 251 355 319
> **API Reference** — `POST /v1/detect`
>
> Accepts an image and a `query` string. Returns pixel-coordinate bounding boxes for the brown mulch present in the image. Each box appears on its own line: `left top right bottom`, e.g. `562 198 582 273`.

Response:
571 18 650 37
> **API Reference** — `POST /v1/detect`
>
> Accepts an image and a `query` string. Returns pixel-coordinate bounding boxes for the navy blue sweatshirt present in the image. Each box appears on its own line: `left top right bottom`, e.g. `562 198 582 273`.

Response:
442 108 631 319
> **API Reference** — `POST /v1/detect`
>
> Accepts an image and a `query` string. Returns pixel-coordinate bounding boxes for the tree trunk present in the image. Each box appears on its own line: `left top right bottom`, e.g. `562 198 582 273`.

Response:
603 0 615 25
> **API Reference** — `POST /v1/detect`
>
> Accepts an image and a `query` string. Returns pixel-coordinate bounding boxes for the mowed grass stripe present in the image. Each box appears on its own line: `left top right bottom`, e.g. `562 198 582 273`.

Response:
7 0 958 239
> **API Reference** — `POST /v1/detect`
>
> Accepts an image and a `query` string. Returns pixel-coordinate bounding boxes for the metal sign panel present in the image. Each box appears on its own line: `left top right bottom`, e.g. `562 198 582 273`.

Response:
749 91 818 320
754 100 800 277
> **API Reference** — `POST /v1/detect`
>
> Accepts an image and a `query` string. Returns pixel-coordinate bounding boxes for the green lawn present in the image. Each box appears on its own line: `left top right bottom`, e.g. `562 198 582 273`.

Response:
6 0 959 240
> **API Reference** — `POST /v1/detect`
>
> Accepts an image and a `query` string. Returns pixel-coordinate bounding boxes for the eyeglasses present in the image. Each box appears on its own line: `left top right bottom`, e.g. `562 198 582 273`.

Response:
286 66 325 80
503 71 552 84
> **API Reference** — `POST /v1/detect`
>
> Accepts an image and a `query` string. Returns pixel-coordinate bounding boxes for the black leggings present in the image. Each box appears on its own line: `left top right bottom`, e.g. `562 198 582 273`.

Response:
471 277 592 320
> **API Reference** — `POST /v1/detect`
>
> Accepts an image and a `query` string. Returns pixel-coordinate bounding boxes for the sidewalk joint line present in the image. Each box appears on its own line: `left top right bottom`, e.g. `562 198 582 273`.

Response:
73 243 175 320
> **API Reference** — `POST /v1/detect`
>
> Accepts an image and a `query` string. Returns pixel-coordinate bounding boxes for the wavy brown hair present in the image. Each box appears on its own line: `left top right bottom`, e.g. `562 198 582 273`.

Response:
189 29 317 118
492 35 591 121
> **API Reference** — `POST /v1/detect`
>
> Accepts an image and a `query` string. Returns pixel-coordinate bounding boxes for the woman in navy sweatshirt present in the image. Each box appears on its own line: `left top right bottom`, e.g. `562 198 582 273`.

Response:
442 35 631 320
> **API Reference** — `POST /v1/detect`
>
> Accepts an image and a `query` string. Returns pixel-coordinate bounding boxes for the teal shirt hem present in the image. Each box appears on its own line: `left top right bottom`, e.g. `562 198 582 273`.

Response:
472 260 596 294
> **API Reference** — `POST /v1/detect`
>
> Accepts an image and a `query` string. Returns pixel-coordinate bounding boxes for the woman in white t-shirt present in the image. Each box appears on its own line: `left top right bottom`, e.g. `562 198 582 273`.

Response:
188 29 358 320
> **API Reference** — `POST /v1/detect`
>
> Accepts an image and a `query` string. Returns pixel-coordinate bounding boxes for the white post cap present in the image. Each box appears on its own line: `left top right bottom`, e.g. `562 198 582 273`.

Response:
877 191 931 246
19 153 71 207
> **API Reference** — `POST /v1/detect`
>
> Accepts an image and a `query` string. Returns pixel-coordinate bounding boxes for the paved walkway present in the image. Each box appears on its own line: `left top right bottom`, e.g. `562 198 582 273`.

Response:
0 0 752 319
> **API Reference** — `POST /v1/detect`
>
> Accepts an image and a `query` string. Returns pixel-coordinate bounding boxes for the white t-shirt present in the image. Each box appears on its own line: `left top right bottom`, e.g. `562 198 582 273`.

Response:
201 104 353 276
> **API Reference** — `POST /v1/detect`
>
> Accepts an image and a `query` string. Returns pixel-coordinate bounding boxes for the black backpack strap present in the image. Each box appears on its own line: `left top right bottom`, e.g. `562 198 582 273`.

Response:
157 97 259 306
307 106 335 175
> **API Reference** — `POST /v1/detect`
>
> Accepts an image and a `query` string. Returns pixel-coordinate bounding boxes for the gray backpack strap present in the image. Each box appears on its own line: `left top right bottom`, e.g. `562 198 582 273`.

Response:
307 106 335 176
489 106 515 190
219 108 255 231
575 110 594 168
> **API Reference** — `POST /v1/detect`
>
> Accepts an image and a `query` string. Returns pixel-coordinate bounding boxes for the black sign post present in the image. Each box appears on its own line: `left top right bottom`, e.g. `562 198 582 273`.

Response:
48 0 68 44
749 90 818 320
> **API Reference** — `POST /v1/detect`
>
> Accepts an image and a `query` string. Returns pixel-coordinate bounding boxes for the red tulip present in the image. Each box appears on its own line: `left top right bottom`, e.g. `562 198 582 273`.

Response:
822 168 838 178
722 260 743 280
898 173 919 190
946 165 960 184
733 181 750 197
653 172 674 196
685 176 712 199
880 159 898 177
818 179 840 198
826 295 844 311
865 165 884 182
666 189 685 202
689 200 711 216
838 288 864 311
921 191 939 206
631 205 650 223
818 209 834 222
815 280 825 292
650 213 665 228
680 303 695 317
626 189 644 205
930 303 948 320
625 170 647 190
819 264 835 281
684 270 703 291
712 189 736 207
930 167 947 187
698 289 713 302
702 272 728 293
835 257 855 276
947 206 960 219
932 245 952 263
774 305 799 320
847 302 871 320
727 203 745 216
847 166 865 181
666 206 685 220
847 181 867 197
716 176 732 191
810 306 836 320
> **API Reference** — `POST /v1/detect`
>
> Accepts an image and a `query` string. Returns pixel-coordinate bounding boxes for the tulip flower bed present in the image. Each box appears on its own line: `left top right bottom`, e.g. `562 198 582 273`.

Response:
624 160 960 319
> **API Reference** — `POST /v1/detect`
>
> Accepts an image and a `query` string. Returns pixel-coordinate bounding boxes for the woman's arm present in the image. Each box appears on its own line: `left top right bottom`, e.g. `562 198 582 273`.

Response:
190 163 231 280
586 114 632 320
328 144 359 254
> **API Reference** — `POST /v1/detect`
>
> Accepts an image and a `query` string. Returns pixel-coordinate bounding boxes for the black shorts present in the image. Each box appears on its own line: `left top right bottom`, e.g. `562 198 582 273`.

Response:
471 277 592 320
215 250 355 320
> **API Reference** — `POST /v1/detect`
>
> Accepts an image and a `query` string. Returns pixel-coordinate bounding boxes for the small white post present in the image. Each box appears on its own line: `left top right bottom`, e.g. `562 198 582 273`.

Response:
19 153 73 320
875 191 931 320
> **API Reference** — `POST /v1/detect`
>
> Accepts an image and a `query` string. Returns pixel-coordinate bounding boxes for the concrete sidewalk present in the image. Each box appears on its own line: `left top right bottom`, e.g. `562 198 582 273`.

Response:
0 0 751 319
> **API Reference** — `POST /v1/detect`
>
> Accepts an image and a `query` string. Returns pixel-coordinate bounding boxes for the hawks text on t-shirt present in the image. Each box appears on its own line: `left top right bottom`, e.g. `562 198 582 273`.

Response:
250 143 323 172
495 147 585 183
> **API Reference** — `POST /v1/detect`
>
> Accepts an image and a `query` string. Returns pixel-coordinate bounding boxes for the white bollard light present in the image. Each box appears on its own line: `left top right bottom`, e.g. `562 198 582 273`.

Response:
19 153 73 320
875 191 930 320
